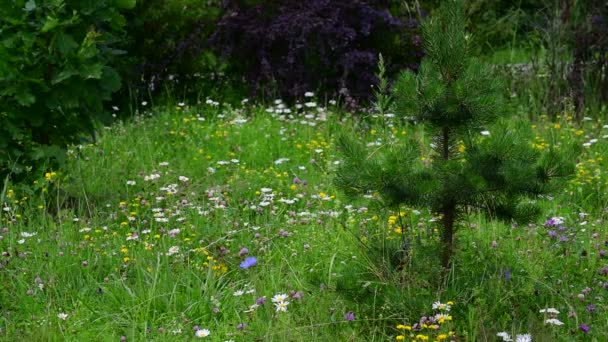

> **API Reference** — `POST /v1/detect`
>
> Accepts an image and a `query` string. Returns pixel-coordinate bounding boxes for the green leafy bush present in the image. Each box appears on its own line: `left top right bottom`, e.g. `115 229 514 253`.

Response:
0 0 134 182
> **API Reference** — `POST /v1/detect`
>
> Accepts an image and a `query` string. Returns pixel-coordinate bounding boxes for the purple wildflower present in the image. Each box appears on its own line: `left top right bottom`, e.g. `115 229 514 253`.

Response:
586 304 596 312
240 256 257 269
344 312 355 321
548 230 558 238
580 324 590 333
237 323 246 330
239 247 249 257
255 296 266 305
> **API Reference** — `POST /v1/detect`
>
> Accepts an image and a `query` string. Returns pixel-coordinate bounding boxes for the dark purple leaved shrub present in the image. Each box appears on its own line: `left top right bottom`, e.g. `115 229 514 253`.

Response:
211 0 423 105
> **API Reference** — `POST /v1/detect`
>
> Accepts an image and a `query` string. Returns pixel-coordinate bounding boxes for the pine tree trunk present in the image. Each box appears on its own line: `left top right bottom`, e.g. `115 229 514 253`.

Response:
440 126 455 270
441 205 456 269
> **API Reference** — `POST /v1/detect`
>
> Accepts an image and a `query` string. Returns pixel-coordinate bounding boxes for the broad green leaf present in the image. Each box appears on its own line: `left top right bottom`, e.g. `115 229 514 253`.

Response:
0 85 18 96
2 36 16 49
55 32 78 55
78 0 100 15
52 67 78 84
30 145 66 162
107 48 127 56
24 0 36 12
78 32 100 59
100 66 121 93
41 16 60 33
15 91 36 106
115 0 136 10
107 10 127 30
79 63 103 79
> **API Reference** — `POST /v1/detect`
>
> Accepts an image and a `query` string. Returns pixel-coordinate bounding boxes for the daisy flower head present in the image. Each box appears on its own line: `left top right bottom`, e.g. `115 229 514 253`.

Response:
539 308 560 314
545 318 564 326
195 328 211 338
432 301 452 311
275 300 290 312
272 293 289 303
496 332 512 341
435 313 452 324
516 334 532 342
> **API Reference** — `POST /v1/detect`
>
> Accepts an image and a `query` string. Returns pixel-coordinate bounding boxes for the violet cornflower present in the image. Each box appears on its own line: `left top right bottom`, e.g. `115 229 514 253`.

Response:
240 256 257 269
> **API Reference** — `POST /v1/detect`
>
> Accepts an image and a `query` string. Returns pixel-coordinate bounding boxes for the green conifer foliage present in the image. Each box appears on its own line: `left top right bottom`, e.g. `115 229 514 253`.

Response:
335 1 574 269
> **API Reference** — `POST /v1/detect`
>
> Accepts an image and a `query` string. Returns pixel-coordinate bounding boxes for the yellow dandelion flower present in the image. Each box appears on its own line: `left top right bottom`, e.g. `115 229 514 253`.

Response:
44 172 57 181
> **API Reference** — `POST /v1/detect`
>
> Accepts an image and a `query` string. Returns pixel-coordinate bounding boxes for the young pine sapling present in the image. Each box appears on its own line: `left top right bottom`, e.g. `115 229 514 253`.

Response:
336 2 574 269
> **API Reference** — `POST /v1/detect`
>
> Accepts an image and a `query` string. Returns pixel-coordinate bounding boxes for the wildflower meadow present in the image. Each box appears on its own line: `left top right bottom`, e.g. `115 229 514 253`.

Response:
2 1 608 341
2 96 608 341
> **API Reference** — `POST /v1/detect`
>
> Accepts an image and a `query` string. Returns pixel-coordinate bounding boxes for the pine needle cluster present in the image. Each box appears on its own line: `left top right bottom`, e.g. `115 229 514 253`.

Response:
335 1 575 269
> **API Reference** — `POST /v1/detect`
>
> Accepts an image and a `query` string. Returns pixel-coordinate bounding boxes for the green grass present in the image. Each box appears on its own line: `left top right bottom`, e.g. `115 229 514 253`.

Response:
1 100 608 341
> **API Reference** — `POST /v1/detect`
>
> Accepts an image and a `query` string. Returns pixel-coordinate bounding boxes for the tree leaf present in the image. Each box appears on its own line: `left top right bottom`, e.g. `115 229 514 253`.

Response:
15 91 36 106
79 63 103 79
52 67 79 84
41 16 60 33
100 66 121 93
30 145 66 163
24 0 37 12
115 0 136 10
55 32 78 55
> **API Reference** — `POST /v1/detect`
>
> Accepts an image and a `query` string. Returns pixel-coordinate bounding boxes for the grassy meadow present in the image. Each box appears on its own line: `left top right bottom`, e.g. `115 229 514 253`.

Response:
1 98 608 341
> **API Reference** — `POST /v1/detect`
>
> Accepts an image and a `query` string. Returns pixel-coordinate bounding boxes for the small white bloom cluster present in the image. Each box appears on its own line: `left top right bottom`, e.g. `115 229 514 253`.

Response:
195 328 210 338
497 332 532 342
272 293 290 313
166 246 180 256
540 308 564 326
432 301 451 312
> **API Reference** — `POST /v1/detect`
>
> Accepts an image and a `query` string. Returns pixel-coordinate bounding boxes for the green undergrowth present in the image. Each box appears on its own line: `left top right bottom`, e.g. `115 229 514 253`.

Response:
1 101 608 341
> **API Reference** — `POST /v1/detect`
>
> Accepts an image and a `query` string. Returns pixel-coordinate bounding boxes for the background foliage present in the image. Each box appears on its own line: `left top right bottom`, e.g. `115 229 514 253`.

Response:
1 0 608 184
210 0 423 106
121 0 227 103
0 0 134 182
